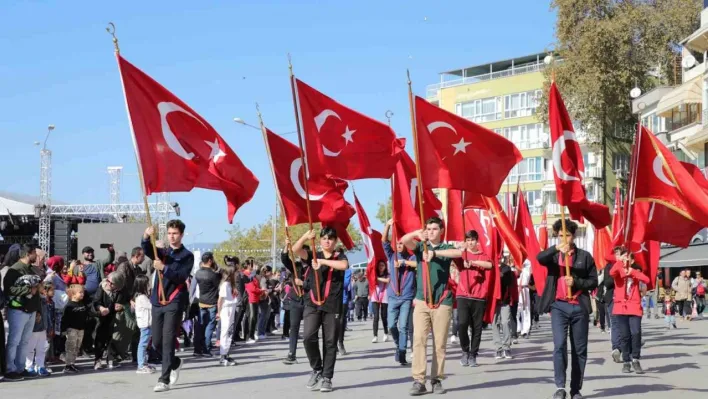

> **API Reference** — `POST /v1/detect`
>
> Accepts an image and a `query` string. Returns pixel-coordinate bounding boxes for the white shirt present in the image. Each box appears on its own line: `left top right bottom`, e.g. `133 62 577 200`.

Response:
219 281 239 308
135 294 152 329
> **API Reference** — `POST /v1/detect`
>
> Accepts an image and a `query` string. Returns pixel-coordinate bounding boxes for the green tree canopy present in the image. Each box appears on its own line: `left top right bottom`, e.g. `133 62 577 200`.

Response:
376 197 392 225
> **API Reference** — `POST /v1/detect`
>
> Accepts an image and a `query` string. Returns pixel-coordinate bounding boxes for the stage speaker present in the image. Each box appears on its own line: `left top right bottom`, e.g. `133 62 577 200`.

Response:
52 221 75 260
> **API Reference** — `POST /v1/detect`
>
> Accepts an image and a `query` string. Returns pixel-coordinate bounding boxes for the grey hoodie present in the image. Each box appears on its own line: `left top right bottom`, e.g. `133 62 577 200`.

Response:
354 278 369 298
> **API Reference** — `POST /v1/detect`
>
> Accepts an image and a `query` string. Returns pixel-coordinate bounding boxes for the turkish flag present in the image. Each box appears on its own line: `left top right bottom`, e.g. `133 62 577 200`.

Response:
610 184 623 247
296 79 403 180
631 126 708 242
117 55 258 222
538 209 549 251
484 196 527 268
391 152 443 238
265 127 355 227
414 96 522 195
464 208 500 324
592 226 612 271
514 188 546 295
353 193 387 295
445 189 465 242
549 82 610 229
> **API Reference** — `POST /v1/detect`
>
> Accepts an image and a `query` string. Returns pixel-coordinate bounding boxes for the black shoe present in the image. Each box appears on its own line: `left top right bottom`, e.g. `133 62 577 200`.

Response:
306 371 322 390
469 355 479 367
320 378 333 392
4 372 25 382
460 351 470 367
337 343 347 356
345 327 352 332
622 362 632 373
553 389 567 399
503 349 513 359
398 350 408 366
631 359 644 374
20 370 38 379
283 355 298 365
193 352 203 358
64 364 80 373
202 351 214 358
394 350 400 363
495 350 503 359
431 379 446 394
570 393 584 399
409 381 428 396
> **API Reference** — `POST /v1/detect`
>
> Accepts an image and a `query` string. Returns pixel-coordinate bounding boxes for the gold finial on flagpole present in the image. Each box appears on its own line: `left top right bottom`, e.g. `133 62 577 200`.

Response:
106 22 120 53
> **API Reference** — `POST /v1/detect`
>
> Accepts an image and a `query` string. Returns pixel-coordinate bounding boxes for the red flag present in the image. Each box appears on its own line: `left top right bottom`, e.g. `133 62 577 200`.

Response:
414 96 522 195
548 82 610 229
538 209 549 251
445 190 465 242
117 55 258 222
464 208 500 324
630 126 708 244
514 188 546 295
391 152 443 238
484 196 526 268
265 127 354 226
610 184 623 246
296 79 403 180
353 193 387 295
593 226 612 271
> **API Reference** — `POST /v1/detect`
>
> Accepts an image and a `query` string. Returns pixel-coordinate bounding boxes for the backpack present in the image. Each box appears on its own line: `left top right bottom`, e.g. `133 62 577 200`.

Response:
697 283 706 296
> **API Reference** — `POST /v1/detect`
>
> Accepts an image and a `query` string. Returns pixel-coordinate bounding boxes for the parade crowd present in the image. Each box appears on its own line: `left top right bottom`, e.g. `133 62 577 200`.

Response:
0 218 706 398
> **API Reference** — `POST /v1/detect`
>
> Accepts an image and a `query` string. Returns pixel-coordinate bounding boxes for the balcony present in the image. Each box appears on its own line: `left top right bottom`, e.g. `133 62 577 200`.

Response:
426 62 547 99
546 203 568 216
585 165 603 179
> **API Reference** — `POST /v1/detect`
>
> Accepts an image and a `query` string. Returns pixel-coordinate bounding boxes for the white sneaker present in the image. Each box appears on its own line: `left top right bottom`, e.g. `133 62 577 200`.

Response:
450 335 457 343
169 358 182 387
246 339 256 344
383 335 390 343
372 336 378 343
154 382 170 392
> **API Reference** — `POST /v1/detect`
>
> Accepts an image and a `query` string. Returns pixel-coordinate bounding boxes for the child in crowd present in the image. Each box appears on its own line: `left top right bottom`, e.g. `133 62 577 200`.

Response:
218 265 239 366
92 272 125 370
134 274 155 374
664 289 677 330
62 284 88 373
25 281 55 376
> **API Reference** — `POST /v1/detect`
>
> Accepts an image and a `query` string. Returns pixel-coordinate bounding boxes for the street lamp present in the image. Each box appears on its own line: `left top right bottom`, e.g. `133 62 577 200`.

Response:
43 124 55 150
233 117 260 131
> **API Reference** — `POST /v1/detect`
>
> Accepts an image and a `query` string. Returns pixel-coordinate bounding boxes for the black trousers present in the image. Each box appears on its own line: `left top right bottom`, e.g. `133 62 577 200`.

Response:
248 302 259 340
0 309 6 375
303 305 338 379
94 316 116 362
232 301 248 341
457 298 486 355
509 303 518 339
616 315 642 362
338 301 348 345
597 301 607 330
355 297 368 321
152 299 185 385
288 302 304 357
282 309 291 338
372 302 389 336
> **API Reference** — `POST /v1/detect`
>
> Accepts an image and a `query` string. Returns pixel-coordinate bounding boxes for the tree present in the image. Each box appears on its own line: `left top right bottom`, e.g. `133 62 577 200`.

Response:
376 197 392 225
213 215 363 266
539 0 700 202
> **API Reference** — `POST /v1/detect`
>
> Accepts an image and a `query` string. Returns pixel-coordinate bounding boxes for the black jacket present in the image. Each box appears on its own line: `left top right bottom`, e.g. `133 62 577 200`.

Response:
602 262 615 304
536 246 598 315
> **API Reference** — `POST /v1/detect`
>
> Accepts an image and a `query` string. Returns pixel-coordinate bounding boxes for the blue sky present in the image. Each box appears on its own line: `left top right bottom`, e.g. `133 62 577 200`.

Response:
0 1 556 244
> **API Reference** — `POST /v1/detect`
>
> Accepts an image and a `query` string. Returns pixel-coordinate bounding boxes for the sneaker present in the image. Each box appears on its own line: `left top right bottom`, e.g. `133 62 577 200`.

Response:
601 329 606 334
246 339 256 344
622 362 632 373
631 359 644 374
469 355 479 367
258 334 266 340
512 338 519 344
399 352 409 366
320 378 333 392
220 357 237 366
431 379 446 394
553 389 567 399
94 360 104 370
169 357 182 386
137 366 156 374
611 349 622 363
460 352 470 367
4 372 25 382
503 350 513 359
37 367 51 377
64 365 80 374
21 369 38 379
409 381 428 396
154 382 170 392
450 335 457 343
372 336 378 343
192 352 204 358
495 350 503 359
107 360 121 370
571 393 584 399
282 356 298 365
394 350 400 363
338 343 348 356
383 335 390 343
203 351 214 358
306 371 322 390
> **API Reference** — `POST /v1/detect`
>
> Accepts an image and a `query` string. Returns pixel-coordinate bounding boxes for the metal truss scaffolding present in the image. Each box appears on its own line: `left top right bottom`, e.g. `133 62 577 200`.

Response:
38 149 52 252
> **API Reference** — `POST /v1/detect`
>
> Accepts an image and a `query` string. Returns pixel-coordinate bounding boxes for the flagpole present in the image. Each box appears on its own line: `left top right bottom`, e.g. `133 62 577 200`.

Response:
107 22 166 304
623 112 643 244
288 54 321 304
407 70 434 307
385 111 401 284
256 104 303 297
513 177 521 230
461 191 467 261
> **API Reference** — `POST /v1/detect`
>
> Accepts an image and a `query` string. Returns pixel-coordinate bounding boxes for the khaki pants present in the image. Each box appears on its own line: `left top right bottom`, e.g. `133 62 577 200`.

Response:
412 299 452 383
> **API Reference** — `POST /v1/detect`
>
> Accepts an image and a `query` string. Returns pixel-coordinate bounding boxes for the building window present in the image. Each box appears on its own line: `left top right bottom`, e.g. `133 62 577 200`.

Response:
455 97 502 122
502 123 548 150
668 103 700 131
641 112 665 133
504 90 541 119
509 157 544 183
612 153 630 173
524 190 543 214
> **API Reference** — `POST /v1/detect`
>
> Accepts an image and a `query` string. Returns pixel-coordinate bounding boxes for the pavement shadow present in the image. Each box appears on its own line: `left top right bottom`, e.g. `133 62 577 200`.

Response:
647 362 700 374
640 352 690 360
587 384 708 398
170 370 311 390
446 375 555 392
335 375 412 390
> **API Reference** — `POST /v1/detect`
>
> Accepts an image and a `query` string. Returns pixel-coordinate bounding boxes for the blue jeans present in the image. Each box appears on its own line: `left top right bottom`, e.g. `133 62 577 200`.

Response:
196 307 217 353
6 309 36 374
137 327 151 368
550 301 589 395
387 297 412 353
616 315 642 362
608 302 620 350
257 301 270 336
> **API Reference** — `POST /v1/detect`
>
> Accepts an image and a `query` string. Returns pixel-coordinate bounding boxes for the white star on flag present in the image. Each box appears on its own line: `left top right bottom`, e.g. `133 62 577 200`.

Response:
342 126 356 144
204 138 226 163
451 138 471 155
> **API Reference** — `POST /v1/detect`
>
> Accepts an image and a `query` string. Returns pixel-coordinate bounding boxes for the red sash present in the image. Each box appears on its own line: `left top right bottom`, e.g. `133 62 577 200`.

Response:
421 259 449 309
309 252 337 306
